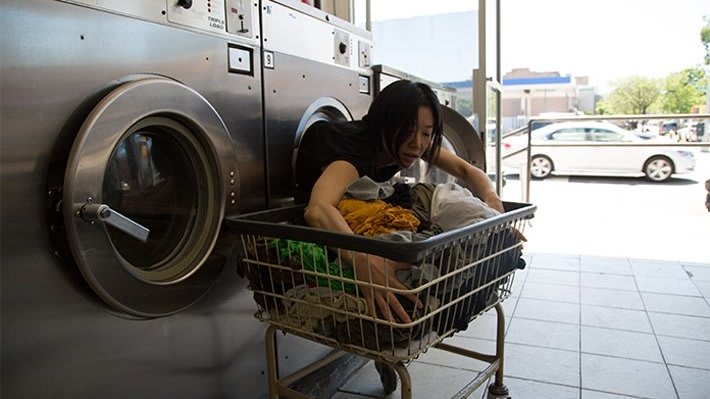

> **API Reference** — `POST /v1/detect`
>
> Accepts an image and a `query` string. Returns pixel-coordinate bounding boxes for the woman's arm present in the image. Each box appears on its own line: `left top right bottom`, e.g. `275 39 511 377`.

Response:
432 148 505 212
304 161 419 323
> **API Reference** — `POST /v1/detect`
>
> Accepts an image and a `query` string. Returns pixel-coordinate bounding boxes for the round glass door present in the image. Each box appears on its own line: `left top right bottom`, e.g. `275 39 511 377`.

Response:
63 78 238 317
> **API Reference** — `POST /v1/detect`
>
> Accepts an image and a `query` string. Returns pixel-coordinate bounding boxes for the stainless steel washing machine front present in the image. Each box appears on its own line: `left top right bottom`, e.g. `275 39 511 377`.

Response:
260 0 374 208
1 1 272 397
373 64 487 184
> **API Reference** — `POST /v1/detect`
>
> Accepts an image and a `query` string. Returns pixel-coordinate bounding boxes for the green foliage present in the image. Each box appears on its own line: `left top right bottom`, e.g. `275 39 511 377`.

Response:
595 98 609 115
455 97 473 117
702 16 710 65
602 76 660 114
657 68 707 113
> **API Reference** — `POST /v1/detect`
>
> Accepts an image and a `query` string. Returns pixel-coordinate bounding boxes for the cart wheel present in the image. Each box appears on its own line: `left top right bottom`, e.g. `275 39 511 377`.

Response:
487 381 511 399
374 361 397 395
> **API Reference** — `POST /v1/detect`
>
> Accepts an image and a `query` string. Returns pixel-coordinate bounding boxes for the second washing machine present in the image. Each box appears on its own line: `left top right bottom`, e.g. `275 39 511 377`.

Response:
260 0 374 209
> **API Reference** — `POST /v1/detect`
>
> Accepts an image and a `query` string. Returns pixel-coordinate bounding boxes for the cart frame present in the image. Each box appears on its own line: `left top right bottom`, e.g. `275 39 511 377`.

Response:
226 201 535 398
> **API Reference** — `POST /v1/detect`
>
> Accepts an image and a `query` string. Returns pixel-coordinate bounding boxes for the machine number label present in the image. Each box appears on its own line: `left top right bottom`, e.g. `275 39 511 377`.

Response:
264 50 274 69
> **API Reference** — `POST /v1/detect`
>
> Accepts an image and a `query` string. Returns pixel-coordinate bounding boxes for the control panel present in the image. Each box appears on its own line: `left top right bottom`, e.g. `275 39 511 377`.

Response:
225 0 255 38
261 0 373 72
168 0 255 39
57 1 257 40
168 0 226 34
333 29 350 67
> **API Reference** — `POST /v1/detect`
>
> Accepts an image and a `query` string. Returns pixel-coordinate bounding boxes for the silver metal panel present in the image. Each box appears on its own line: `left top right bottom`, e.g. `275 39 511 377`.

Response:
59 0 260 43
262 0 372 72
1 0 272 397
263 53 372 208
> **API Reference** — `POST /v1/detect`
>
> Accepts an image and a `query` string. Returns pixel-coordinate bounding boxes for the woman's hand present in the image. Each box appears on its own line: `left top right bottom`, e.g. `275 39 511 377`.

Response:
352 254 421 324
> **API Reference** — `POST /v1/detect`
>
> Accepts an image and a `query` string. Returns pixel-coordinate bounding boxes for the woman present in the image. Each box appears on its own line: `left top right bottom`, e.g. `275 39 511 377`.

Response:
295 79 504 323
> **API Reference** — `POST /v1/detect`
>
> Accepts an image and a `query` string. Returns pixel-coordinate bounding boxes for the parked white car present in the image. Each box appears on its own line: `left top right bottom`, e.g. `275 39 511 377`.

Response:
503 121 696 182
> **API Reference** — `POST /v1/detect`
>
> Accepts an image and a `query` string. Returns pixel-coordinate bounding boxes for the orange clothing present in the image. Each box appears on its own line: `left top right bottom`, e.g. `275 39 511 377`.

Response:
337 198 420 237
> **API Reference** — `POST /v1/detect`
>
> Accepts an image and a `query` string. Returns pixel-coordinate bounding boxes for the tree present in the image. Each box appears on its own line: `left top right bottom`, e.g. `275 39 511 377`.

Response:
602 76 660 114
658 68 707 113
702 15 710 65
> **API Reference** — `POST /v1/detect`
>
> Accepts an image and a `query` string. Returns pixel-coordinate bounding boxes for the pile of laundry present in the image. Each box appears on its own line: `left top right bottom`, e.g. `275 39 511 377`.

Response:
242 177 525 351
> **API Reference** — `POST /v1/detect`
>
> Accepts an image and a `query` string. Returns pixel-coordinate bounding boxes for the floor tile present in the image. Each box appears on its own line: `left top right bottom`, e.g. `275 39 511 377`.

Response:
658 335 710 370
521 282 580 303
680 261 710 268
580 256 632 275
510 269 527 296
694 281 710 298
630 260 688 279
635 277 701 296
648 312 710 341
684 265 710 281
339 361 480 399
505 343 579 386
581 390 644 399
580 273 636 291
581 305 652 333
504 377 579 399
581 353 676 399
458 313 511 341
580 287 644 310
526 269 580 286
531 254 580 272
668 365 710 399
415 336 494 372
515 298 580 324
581 325 663 362
507 318 580 351
641 292 710 317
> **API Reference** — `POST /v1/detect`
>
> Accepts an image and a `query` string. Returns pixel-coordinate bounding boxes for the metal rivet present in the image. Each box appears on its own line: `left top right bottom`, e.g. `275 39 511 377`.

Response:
230 192 235 197
229 171 235 177
230 179 235 185
231 199 236 205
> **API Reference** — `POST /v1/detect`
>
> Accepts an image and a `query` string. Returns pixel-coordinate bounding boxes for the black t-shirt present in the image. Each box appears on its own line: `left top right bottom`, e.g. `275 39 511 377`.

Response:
294 119 400 203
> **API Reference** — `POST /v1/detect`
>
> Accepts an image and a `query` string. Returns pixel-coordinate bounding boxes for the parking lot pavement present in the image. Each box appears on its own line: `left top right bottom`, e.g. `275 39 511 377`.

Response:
501 150 710 264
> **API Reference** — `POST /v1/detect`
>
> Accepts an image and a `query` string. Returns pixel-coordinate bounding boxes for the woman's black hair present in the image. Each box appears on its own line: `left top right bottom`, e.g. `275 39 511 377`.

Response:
365 79 443 166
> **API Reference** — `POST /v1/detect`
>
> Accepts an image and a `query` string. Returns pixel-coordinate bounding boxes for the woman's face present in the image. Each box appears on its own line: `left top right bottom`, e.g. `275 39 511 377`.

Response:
398 106 434 167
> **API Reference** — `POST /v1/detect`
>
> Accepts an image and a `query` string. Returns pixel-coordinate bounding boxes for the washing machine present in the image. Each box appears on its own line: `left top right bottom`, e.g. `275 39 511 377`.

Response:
251 0 374 378
1 1 274 397
260 0 374 209
372 65 487 183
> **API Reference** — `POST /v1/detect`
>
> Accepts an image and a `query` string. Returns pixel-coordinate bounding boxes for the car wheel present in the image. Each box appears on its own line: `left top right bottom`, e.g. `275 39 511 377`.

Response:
530 155 553 179
644 156 674 182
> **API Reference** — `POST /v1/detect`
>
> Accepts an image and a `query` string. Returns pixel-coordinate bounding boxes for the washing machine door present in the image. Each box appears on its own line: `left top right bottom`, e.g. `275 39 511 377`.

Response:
399 105 486 183
291 97 353 183
63 77 239 317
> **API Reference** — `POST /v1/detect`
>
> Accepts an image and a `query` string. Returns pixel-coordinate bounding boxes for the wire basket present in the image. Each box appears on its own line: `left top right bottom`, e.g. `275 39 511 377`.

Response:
226 201 535 364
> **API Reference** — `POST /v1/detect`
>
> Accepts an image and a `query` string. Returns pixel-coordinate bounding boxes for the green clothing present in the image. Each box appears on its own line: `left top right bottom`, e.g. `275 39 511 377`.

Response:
269 239 356 293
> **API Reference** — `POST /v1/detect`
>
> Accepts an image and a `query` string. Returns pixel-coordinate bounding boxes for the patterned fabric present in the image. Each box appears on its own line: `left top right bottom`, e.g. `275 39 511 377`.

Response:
337 198 420 237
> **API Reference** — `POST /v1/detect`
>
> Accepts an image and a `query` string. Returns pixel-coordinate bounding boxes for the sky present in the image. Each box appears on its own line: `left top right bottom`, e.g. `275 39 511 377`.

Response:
370 0 708 93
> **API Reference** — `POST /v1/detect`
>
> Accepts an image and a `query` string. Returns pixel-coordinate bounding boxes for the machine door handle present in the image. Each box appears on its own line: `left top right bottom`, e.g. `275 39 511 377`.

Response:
78 203 150 243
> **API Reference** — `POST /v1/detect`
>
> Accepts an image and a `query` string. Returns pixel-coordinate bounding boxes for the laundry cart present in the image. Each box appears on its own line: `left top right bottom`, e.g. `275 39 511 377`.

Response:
227 200 535 399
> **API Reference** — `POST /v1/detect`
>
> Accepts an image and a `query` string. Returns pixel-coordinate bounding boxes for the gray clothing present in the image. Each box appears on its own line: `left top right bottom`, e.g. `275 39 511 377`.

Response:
344 176 395 200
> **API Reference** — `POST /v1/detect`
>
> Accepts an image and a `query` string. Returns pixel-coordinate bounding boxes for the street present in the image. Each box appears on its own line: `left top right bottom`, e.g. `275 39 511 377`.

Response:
501 150 710 264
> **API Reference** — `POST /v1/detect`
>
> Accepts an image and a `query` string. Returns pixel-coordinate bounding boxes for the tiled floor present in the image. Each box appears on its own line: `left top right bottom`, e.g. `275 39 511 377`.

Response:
334 253 710 399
